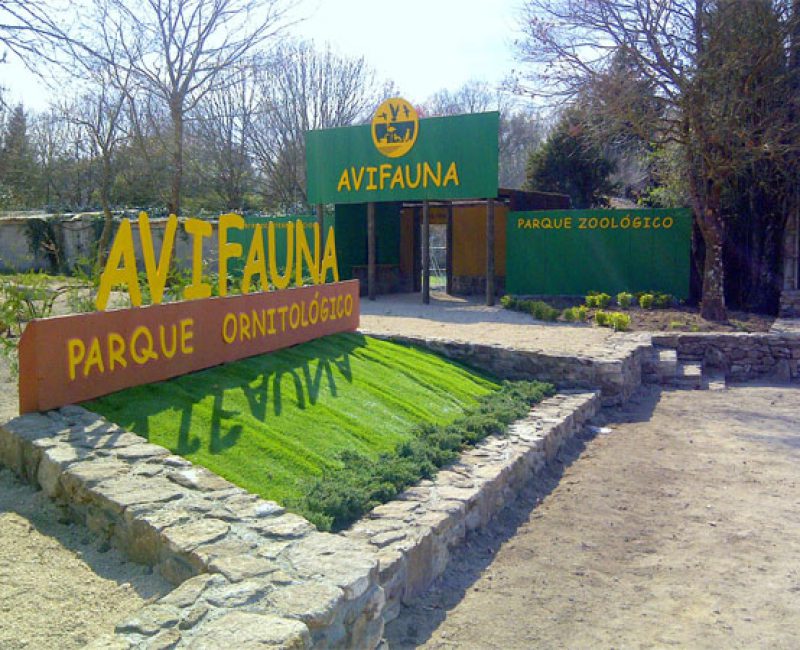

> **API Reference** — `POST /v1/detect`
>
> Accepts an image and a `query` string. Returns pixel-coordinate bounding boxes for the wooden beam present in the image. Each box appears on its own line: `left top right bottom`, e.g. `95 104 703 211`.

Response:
422 200 430 304
315 203 325 255
446 202 454 295
486 199 495 306
367 202 376 301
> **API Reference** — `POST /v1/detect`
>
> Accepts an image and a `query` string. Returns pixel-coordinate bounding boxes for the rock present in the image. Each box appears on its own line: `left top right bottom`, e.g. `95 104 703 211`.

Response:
185 612 310 649
166 466 234 492
164 518 230 553
115 604 180 636
208 554 276 582
267 581 344 628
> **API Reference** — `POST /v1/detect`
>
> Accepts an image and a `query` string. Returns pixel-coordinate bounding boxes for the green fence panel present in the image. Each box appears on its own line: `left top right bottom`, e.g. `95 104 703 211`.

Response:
334 203 402 280
506 208 692 298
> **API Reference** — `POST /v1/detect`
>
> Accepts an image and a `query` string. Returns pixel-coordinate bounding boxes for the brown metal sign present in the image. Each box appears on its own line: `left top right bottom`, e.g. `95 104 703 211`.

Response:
19 280 360 414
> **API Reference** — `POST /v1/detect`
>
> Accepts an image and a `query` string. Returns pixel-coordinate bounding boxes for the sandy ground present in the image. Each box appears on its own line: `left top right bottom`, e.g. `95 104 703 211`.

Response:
385 383 800 649
0 469 172 649
359 291 618 355
0 340 172 649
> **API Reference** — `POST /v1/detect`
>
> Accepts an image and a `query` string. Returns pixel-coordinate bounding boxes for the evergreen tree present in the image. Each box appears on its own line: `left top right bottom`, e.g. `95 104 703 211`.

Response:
525 109 615 209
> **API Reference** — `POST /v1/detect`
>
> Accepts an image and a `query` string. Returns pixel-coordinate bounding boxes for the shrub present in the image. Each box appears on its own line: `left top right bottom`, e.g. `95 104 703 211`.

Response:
595 310 631 331
501 295 561 322
296 380 555 531
653 292 674 308
639 293 655 309
563 305 589 323
609 312 631 331
616 292 633 309
585 293 599 308
500 295 517 310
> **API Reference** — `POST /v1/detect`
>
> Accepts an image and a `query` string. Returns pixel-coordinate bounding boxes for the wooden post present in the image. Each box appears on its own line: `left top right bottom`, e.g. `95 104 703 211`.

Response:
315 203 325 257
367 202 376 301
422 200 430 304
446 202 454 295
486 199 495 306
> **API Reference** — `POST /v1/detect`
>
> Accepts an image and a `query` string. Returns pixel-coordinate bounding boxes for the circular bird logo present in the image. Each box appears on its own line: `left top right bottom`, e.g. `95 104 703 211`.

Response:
371 98 419 158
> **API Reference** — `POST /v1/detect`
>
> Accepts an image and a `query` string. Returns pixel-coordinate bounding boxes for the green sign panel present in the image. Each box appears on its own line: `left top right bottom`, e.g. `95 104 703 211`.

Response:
506 208 692 298
306 98 499 204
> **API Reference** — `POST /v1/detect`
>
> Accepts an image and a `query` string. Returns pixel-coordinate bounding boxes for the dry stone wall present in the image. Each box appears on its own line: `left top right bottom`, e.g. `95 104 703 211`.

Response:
650 332 800 382
0 407 384 649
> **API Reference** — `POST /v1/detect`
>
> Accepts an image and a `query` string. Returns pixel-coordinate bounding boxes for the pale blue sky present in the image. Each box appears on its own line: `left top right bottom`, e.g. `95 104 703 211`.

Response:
1 0 523 110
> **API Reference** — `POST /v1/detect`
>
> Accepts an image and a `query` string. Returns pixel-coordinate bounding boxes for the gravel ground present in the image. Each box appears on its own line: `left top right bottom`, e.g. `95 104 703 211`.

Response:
359 291 617 355
0 468 171 649
385 383 800 649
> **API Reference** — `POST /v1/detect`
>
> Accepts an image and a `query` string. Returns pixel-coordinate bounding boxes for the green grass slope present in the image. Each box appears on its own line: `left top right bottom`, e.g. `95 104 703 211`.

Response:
87 333 498 505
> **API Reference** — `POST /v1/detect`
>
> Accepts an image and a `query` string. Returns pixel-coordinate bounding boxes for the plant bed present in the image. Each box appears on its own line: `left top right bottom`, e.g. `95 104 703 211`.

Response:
502 293 773 333
86 334 554 531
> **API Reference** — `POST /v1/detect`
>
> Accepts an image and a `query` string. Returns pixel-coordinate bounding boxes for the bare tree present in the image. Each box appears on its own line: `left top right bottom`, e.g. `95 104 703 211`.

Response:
250 40 392 211
191 67 257 211
89 0 295 215
517 0 800 320
422 80 545 190
63 65 130 268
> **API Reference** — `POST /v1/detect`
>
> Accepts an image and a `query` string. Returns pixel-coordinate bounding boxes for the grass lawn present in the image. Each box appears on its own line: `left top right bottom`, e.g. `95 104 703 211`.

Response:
86 333 499 505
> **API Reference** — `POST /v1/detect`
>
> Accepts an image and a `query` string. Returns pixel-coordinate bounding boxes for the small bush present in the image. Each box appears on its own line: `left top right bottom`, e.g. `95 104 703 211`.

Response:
616 292 633 309
500 295 517 310
609 312 631 331
501 295 561 322
595 310 631 331
562 305 589 323
653 292 674 308
639 293 655 309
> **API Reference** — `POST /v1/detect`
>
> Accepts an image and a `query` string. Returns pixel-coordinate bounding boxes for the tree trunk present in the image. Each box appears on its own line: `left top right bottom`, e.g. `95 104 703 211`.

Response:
94 153 114 276
688 161 727 321
169 100 184 216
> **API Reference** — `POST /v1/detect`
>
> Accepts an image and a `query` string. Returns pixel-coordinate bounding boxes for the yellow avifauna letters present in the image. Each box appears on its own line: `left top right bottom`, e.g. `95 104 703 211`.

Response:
336 161 460 194
95 213 340 310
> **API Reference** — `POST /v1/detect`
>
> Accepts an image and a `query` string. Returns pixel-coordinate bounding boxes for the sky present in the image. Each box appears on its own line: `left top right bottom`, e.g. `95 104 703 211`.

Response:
0 0 524 111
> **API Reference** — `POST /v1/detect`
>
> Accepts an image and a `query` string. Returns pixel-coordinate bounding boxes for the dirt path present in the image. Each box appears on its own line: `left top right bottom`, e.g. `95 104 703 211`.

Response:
385 383 800 649
0 469 172 649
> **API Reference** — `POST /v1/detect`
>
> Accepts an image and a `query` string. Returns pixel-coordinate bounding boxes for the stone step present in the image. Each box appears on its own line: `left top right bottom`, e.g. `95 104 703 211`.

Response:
704 370 727 391
672 361 704 389
656 348 678 379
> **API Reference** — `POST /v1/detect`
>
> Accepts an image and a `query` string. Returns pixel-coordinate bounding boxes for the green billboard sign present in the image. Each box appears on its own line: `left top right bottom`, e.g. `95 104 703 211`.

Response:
306 98 499 204
506 208 692 298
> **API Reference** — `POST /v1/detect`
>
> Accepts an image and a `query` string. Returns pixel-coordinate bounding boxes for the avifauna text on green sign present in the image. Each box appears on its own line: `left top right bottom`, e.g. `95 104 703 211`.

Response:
306 99 499 204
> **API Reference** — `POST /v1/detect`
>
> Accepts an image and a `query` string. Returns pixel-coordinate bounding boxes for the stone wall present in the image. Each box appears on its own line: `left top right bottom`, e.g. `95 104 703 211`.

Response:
650 332 800 382
779 290 800 318
450 275 506 297
0 407 384 649
343 391 599 623
0 214 217 274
